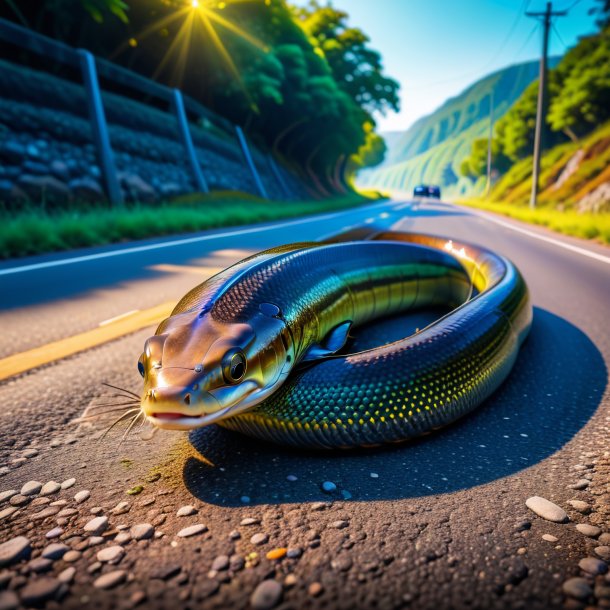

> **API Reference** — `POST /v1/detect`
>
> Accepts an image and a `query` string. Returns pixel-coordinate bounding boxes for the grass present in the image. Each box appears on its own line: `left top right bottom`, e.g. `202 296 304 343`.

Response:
458 198 610 245
0 190 383 260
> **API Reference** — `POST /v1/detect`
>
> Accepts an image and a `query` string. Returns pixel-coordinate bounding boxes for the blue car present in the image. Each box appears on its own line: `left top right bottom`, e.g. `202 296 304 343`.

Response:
413 185 441 199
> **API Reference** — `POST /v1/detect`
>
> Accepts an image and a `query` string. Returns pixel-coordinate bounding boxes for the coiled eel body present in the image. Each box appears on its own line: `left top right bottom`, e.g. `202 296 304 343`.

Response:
140 230 532 450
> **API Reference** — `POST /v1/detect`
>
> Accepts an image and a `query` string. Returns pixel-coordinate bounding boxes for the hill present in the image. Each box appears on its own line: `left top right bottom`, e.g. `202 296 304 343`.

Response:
359 59 558 196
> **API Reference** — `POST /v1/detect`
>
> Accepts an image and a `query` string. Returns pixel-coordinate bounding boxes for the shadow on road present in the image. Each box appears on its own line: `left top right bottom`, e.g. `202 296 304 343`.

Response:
182 307 606 506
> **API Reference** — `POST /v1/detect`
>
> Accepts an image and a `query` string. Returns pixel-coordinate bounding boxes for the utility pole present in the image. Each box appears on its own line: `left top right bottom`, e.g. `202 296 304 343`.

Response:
526 1 567 208
485 88 494 198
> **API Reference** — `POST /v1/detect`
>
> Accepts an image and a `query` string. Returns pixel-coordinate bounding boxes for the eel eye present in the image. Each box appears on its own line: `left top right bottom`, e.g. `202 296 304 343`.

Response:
223 351 247 384
138 355 145 378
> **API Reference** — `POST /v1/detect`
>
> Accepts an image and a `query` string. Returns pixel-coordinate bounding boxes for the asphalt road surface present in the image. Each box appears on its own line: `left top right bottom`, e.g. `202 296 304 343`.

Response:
0 199 609 610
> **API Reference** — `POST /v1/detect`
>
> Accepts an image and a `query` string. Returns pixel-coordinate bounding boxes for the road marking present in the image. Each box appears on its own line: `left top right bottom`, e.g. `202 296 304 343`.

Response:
0 202 390 277
150 264 224 276
464 207 610 266
99 310 139 327
0 302 175 382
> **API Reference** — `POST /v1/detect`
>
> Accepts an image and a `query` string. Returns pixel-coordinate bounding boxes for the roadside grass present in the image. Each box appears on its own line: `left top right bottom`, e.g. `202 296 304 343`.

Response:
458 198 610 245
0 191 383 260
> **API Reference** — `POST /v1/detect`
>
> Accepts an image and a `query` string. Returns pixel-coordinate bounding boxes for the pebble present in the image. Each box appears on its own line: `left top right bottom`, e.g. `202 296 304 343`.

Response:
63 550 81 563
229 530 241 540
20 481 42 496
90 507 104 515
309 582 323 597
131 523 154 540
567 500 591 513
321 481 337 493
600 533 610 544
0 490 17 504
31 506 60 520
250 579 282 610
97 545 125 563
311 502 328 511
58 566 76 584
0 507 17 520
284 574 297 587
49 499 67 507
84 516 109 535
20 578 61 605
22 449 39 458
0 590 19 610
94 570 127 589
41 543 69 560
60 478 76 490
9 495 29 507
251 533 269 545
176 505 197 517
241 517 260 526
331 555 353 571
0 536 31 567
115 532 131 545
28 557 53 573
177 524 207 538
230 555 245 571
542 534 558 542
88 561 102 574
579 557 608 575
130 591 147 606
563 577 592 600
570 479 590 490
40 481 61 496
211 555 229 571
576 523 601 537
74 490 90 503
595 546 610 561
286 547 302 559
266 548 287 560
150 564 181 580
525 496 568 523
112 501 130 515
88 536 105 547
370 472 379 478
331 520 349 529
286 475 298 482
45 527 64 539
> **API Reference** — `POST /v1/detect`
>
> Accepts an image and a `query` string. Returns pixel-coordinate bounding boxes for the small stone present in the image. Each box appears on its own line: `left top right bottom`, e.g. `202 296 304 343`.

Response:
74 490 90 503
20 578 61 605
176 505 197 517
266 548 287 561
563 577 592 600
321 481 337 493
84 516 108 535
150 564 181 580
286 547 302 559
94 570 126 589
22 449 39 458
97 545 125 563
229 530 241 540
570 479 590 490
130 523 154 540
284 574 297 587
45 527 64 539
311 502 328 511
309 582 323 597
286 475 298 482
0 590 19 610
576 523 601 537
331 555 353 571
61 478 76 490
525 496 568 523
177 524 207 538
130 591 147 606
31 497 51 508
115 532 131 545
112 501 130 515
40 481 61 496
31 506 60 520
88 561 102 573
0 507 17 520
49 499 67 507
241 517 260 526
230 555 245 571
63 550 81 563
579 557 608 575
88 536 105 547
0 536 31 567
211 555 229 571
250 579 282 610
0 490 17 504
567 500 591 514
331 520 349 529
28 557 53 573
90 507 103 515
58 566 76 584
126 486 143 496
250 533 269 545
600 533 610 544
20 481 42 496
595 546 610 561
41 543 69 560
9 495 29 507
542 534 558 542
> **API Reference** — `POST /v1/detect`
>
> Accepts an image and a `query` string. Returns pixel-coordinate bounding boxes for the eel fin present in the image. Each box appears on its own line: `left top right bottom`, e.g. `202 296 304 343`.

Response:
301 321 352 363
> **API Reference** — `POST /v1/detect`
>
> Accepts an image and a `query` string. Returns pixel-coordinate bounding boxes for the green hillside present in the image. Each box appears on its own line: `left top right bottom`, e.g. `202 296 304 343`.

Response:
359 59 555 195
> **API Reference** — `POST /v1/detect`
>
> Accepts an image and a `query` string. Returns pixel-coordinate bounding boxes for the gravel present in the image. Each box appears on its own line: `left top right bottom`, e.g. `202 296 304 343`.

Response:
250 580 283 610
525 496 568 523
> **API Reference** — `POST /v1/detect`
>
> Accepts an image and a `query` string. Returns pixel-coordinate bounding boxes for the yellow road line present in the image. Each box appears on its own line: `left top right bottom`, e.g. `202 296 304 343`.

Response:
150 264 223 276
0 301 177 382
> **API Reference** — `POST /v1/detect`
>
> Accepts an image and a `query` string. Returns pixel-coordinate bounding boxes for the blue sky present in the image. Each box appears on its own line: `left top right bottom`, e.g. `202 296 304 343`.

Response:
293 0 600 132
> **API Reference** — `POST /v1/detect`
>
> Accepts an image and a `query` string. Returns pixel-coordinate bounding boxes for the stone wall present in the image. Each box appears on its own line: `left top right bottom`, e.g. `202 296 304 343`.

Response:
0 59 310 207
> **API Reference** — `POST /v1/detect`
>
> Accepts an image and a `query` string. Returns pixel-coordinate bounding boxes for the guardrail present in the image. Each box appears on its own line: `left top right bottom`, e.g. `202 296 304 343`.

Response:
0 18 291 205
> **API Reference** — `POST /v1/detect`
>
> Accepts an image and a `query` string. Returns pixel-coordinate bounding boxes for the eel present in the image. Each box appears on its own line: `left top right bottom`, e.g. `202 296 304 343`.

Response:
138 230 532 449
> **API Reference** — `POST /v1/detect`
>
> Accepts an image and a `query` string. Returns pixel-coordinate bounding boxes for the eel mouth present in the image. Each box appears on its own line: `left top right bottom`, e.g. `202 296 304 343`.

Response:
147 407 232 431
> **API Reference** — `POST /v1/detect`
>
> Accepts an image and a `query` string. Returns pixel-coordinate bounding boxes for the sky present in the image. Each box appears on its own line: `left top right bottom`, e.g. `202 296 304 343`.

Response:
293 0 600 133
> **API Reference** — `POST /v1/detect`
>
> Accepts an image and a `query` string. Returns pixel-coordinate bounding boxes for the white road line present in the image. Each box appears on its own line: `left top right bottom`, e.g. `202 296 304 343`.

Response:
99 310 140 326
464 207 610 266
0 202 389 277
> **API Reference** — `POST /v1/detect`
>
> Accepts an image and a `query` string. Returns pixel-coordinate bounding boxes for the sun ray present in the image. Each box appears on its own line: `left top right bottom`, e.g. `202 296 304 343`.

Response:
153 11 197 82
206 10 267 51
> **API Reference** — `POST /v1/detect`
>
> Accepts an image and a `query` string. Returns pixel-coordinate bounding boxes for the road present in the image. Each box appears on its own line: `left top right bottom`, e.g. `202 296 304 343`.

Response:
0 199 609 610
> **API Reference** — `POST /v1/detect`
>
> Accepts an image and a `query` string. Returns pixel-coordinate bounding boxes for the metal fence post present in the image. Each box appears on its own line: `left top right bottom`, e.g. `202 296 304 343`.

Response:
77 49 123 206
235 125 268 199
267 154 291 199
171 89 209 194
